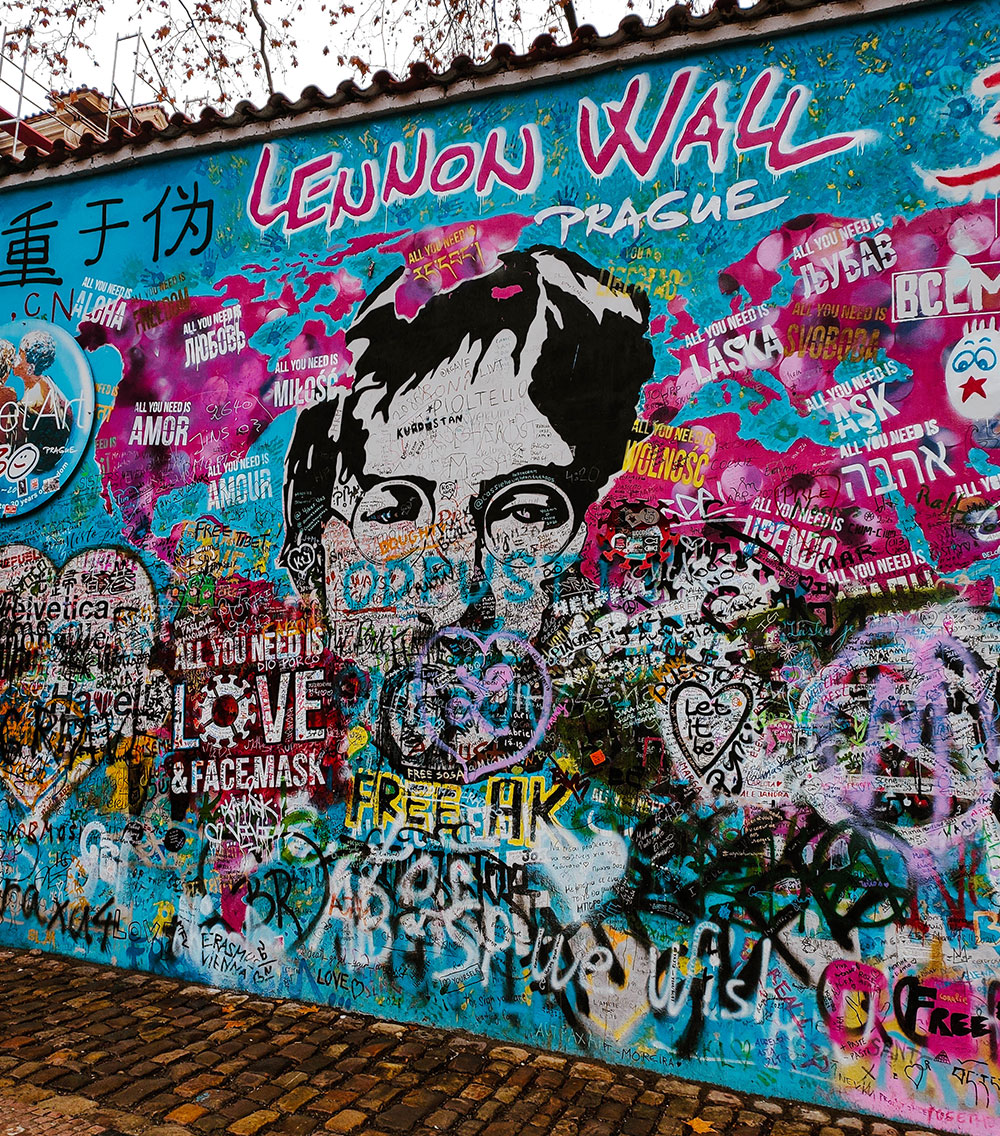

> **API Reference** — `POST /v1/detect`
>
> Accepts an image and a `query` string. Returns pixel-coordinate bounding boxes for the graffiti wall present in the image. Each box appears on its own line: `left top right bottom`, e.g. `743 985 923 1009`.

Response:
2 0 1000 1128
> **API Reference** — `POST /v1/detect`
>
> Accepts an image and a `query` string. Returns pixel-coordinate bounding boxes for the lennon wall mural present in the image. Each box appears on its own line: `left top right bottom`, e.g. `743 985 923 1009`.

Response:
2 1 1000 1129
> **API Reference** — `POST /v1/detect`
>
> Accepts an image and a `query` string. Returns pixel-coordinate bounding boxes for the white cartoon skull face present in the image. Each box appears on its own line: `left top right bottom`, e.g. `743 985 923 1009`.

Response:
946 319 1000 420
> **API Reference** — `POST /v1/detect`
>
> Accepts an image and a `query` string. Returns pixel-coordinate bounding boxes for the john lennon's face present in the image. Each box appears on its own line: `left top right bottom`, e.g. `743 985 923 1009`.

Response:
319 328 587 783
321 328 584 647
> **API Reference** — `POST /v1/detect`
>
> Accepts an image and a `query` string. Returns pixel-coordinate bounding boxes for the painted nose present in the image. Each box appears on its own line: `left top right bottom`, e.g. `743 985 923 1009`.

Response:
457 560 498 631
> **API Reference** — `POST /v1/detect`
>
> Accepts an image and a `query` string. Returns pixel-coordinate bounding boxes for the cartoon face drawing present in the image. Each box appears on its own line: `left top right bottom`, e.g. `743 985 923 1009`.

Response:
945 318 1000 419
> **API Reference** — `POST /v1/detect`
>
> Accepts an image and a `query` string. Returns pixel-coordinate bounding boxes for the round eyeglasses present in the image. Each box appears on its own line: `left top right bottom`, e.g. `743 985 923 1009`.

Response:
350 479 436 564
476 478 575 564
349 474 577 566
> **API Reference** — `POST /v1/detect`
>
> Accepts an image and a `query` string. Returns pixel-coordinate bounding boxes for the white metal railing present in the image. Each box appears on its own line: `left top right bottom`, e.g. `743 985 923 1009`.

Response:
0 24 176 160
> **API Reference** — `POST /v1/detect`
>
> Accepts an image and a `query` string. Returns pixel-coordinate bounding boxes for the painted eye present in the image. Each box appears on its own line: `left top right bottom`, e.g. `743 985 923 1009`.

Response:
483 481 575 562
496 499 558 526
360 485 424 525
351 481 434 563
489 488 568 529
952 350 976 373
975 347 998 371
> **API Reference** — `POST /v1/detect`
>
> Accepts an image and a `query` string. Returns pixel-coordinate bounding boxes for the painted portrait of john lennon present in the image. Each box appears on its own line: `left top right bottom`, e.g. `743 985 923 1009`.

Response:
280 246 654 782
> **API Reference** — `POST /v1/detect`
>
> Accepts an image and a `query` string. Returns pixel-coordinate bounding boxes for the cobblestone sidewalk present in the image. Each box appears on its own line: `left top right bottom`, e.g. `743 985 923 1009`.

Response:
0 948 948 1136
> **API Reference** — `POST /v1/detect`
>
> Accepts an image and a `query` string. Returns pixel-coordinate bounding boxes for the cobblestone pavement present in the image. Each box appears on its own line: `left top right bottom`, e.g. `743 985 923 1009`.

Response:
0 1095 108 1136
0 948 950 1136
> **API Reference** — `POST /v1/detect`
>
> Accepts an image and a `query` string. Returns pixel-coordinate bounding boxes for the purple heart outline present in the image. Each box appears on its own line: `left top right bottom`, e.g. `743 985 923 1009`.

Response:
413 627 552 782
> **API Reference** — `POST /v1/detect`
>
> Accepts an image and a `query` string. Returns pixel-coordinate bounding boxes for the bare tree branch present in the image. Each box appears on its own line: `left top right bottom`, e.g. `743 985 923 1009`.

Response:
247 0 275 96
172 0 228 104
0 0 681 115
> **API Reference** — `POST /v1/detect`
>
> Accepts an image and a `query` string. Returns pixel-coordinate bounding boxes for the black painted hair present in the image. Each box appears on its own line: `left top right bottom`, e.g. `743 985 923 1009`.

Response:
280 244 654 598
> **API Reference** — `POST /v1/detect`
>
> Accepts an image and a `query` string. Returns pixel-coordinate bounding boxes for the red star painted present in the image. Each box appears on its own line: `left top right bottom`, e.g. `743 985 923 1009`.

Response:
961 374 988 401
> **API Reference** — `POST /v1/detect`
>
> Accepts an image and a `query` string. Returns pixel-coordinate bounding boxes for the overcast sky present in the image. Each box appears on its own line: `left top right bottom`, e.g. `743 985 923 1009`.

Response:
0 0 734 116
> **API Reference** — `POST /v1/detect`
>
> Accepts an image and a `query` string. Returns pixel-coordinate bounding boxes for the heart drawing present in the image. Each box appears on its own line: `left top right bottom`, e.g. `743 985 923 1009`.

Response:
0 542 163 819
666 680 753 781
412 627 552 782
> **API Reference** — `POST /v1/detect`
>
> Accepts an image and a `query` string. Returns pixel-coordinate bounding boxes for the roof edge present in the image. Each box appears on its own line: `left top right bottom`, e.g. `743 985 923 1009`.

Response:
0 0 953 190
